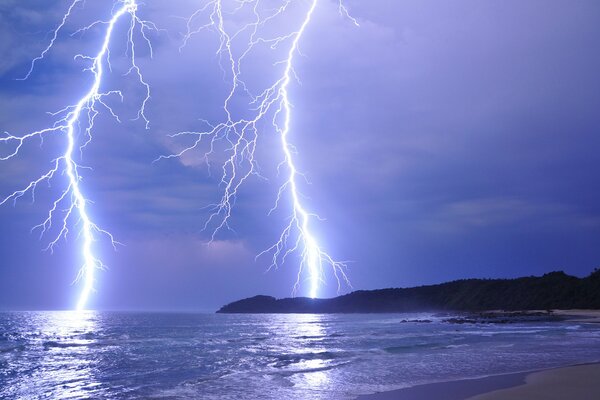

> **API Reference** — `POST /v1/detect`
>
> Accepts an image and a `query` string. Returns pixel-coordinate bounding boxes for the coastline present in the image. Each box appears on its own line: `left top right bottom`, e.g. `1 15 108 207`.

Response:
553 309 600 323
356 362 600 400
356 310 600 400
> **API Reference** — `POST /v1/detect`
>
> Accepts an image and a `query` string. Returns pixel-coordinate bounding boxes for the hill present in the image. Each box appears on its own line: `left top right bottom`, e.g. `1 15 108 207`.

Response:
216 270 600 313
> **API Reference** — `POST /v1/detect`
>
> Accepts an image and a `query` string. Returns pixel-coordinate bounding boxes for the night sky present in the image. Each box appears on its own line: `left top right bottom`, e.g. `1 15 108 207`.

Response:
1 0 599 311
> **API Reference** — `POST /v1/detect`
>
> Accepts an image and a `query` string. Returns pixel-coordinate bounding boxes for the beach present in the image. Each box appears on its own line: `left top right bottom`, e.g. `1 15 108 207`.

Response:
553 309 600 324
357 363 600 400
357 310 600 400
470 363 600 400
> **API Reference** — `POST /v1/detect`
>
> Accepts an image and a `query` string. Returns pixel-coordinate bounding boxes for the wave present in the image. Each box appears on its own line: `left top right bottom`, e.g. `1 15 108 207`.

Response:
384 342 445 353
270 350 348 368
0 344 25 353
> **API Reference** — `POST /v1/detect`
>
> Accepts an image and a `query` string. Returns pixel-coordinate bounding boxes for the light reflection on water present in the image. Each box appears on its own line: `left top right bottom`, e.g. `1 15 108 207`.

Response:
266 314 334 395
2 311 101 399
1 312 600 399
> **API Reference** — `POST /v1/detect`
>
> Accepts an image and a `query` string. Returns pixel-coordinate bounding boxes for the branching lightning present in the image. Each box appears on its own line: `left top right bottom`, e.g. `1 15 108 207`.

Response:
3 0 354 308
161 0 355 298
1 0 154 310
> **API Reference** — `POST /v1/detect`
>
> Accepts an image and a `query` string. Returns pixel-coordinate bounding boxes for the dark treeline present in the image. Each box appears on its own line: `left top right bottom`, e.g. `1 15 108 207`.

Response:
217 270 600 313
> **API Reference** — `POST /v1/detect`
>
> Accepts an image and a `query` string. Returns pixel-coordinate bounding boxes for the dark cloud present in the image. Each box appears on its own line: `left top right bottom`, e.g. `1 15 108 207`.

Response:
1 0 600 310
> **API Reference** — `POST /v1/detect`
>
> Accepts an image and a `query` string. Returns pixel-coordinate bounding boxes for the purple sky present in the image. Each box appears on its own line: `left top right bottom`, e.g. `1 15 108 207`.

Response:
1 0 600 311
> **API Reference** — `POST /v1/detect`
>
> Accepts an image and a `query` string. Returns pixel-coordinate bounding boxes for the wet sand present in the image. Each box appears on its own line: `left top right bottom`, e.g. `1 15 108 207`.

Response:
357 363 600 400
357 310 600 400
467 363 600 400
554 309 600 323
355 371 528 400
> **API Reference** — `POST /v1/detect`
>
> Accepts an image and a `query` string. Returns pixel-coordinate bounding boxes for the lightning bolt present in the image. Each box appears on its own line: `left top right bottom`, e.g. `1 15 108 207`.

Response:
161 0 356 298
1 0 154 310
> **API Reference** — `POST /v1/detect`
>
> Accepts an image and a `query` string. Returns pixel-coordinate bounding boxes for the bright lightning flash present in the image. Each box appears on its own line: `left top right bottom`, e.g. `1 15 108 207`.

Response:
1 0 154 310
162 0 356 298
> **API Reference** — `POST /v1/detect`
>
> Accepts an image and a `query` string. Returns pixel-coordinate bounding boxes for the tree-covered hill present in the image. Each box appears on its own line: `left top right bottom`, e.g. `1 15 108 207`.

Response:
217 270 600 313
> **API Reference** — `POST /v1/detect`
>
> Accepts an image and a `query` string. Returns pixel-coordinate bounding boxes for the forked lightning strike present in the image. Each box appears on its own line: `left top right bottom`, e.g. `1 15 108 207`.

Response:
1 0 153 310
3 0 353 308
162 0 355 298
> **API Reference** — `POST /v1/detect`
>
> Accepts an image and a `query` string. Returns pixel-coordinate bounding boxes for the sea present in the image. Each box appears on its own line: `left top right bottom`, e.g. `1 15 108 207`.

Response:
1 311 599 399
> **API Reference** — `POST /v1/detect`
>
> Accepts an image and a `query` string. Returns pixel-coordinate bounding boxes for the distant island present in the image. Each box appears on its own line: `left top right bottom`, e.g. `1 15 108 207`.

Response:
217 270 600 313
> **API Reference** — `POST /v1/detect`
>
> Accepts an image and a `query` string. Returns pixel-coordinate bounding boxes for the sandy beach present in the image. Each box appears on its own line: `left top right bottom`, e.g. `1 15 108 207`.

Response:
468 363 600 400
357 363 600 400
357 310 600 400
554 309 600 323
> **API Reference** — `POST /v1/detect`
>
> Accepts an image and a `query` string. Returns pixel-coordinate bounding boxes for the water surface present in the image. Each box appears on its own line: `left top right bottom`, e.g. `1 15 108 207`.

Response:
1 311 599 399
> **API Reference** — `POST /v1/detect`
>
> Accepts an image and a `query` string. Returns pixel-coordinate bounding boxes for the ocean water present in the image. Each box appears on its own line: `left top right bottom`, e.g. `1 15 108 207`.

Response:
1 312 599 399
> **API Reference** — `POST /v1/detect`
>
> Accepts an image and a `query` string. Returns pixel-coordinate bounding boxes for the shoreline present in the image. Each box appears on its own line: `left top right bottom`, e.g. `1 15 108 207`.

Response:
553 309 600 323
356 362 600 400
